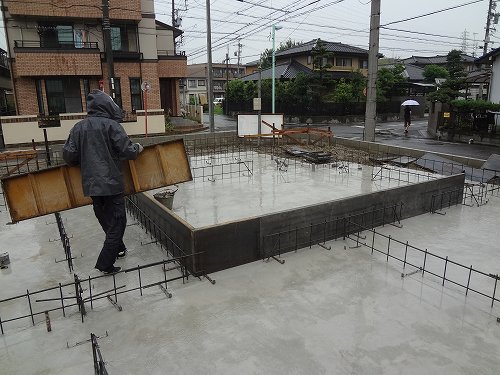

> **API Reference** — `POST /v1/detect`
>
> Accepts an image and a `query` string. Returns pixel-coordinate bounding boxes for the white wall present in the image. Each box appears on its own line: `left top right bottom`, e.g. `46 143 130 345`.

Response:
490 57 500 103
1 112 166 145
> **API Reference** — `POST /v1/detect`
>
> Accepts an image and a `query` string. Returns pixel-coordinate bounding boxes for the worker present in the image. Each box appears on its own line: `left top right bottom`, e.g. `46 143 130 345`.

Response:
63 90 143 274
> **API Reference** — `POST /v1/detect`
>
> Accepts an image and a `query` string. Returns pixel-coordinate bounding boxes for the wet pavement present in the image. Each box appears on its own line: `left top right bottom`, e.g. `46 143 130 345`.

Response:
204 114 499 160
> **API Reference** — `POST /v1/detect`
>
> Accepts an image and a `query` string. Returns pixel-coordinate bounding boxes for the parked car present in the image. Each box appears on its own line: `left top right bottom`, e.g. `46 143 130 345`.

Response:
213 97 224 105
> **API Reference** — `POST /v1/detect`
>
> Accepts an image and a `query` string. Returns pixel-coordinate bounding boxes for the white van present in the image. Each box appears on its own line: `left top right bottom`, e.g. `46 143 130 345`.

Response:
213 97 224 105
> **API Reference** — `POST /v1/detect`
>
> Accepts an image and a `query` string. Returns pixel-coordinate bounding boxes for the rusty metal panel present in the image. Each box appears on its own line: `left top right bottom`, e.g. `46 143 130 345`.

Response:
1 140 192 223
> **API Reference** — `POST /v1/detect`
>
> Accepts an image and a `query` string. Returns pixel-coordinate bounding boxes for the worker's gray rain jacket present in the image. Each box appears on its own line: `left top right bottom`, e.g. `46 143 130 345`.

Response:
63 90 140 196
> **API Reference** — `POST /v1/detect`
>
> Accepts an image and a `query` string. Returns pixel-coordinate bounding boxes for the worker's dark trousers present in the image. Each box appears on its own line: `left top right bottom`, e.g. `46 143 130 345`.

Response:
92 194 127 270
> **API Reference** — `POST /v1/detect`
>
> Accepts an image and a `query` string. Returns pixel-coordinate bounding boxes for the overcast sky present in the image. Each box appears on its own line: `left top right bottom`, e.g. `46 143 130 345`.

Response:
155 0 491 64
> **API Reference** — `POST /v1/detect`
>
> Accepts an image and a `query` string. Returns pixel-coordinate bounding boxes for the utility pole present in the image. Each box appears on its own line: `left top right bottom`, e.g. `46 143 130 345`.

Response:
102 0 116 102
172 0 175 27
258 67 262 145
225 47 229 115
236 39 242 77
363 0 381 143
484 0 495 55
206 0 215 132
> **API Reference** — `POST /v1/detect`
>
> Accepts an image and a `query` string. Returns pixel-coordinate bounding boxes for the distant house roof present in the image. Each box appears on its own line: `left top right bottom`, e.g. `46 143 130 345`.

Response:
275 39 368 58
475 46 500 63
465 69 491 83
240 60 312 81
155 20 183 38
402 54 475 66
245 60 260 67
379 62 425 82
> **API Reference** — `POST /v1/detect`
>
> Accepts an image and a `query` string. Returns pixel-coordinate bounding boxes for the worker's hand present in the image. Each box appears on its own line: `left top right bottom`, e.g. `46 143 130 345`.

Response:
135 143 144 153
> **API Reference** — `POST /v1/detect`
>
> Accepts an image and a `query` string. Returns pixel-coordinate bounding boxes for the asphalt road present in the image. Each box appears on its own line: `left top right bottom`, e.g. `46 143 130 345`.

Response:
203 114 500 161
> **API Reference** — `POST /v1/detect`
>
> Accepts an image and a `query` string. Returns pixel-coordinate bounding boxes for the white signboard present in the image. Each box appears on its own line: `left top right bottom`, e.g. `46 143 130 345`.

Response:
253 98 261 111
237 114 284 138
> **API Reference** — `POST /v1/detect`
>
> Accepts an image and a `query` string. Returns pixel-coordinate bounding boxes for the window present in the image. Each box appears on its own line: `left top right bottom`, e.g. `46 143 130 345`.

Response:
198 80 205 86
188 80 197 88
360 59 368 69
130 78 143 111
39 24 74 48
45 78 82 114
110 25 138 51
307 55 312 65
336 58 352 67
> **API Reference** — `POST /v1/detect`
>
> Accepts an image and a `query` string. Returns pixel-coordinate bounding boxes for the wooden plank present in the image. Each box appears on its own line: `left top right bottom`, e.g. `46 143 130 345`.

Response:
1 139 192 223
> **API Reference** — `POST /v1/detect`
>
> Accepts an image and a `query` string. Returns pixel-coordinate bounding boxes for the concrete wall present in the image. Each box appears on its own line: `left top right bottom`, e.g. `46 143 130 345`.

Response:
132 168 465 274
1 111 165 145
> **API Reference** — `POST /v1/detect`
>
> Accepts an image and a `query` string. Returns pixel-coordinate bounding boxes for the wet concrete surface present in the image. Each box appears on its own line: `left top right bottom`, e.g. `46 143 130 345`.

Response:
1 137 500 374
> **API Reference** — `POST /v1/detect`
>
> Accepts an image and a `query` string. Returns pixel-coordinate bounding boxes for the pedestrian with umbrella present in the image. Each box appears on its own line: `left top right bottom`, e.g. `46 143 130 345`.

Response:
401 99 419 134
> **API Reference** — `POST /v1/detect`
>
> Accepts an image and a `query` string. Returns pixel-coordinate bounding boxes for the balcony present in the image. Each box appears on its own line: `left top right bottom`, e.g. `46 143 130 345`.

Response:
14 40 99 50
157 51 187 78
13 40 102 77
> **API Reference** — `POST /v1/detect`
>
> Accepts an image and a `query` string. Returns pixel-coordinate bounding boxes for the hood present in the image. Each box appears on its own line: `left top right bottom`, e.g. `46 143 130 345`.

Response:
87 90 124 121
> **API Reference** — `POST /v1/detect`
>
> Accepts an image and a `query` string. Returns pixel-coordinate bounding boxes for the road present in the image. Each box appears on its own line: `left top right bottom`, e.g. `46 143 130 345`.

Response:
203 114 499 160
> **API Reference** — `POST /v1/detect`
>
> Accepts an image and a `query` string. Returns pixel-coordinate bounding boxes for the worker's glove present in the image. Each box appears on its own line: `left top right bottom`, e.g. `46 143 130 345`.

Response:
135 143 144 153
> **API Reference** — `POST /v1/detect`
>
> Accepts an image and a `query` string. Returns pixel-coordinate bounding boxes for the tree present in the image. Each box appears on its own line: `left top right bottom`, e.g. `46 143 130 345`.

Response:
376 64 407 101
259 39 301 69
428 49 467 103
350 71 367 102
332 79 354 103
311 39 333 81
423 64 449 83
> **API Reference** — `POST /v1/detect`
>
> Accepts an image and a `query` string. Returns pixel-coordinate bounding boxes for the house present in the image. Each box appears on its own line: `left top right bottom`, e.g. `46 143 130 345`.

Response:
475 47 500 103
240 39 368 83
274 39 369 78
1 0 186 119
184 63 246 105
401 54 476 72
400 54 486 100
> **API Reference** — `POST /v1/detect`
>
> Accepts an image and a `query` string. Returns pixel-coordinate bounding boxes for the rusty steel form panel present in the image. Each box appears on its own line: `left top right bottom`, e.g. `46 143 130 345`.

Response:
1 140 192 222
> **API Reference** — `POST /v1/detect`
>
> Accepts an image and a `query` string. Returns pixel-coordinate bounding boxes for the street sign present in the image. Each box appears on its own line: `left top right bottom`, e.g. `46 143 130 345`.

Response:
141 81 151 92
253 98 261 111
37 114 61 128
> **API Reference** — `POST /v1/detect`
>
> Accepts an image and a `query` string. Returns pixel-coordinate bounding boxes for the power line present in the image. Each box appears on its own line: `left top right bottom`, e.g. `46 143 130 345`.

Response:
381 0 487 27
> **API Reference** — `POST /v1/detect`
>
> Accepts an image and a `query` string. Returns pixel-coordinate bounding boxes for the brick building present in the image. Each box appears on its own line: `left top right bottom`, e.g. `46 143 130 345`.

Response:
1 0 186 119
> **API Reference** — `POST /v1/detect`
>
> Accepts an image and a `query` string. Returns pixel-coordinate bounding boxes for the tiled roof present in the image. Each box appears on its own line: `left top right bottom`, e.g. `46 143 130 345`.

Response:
402 54 475 66
275 39 368 58
240 60 312 81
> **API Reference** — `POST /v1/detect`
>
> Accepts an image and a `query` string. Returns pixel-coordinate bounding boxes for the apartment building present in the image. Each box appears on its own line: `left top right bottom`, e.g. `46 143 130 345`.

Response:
1 0 186 119
184 63 246 105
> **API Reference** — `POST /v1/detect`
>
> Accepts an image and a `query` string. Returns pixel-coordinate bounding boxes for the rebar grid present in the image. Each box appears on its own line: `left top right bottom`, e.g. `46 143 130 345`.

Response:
0 253 197 335
91 333 108 375
191 159 254 182
261 203 404 261
345 219 500 309
53 212 74 272
371 165 438 184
